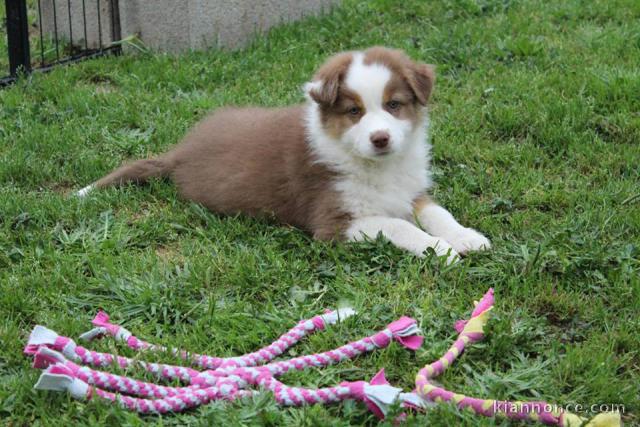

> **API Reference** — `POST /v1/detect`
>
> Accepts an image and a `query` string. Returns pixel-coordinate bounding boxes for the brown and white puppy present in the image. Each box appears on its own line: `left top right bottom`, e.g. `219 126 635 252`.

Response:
77 47 490 263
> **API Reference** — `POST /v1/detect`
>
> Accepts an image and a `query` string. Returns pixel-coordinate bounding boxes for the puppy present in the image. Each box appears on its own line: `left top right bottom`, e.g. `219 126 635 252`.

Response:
78 47 490 263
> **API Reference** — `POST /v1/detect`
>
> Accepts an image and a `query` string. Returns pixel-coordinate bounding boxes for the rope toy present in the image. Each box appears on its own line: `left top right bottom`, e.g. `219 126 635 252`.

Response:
24 290 621 426
25 308 423 417
414 289 621 427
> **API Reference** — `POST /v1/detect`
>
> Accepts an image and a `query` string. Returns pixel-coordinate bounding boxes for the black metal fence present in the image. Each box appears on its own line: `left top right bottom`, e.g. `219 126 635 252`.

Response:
2 0 121 86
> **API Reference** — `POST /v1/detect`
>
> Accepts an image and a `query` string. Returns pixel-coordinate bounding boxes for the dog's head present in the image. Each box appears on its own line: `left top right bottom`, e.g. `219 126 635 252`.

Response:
305 47 435 160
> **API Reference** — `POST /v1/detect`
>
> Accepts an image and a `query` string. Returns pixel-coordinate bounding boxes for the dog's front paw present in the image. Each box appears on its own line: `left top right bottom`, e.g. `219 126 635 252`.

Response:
428 239 460 265
447 228 491 255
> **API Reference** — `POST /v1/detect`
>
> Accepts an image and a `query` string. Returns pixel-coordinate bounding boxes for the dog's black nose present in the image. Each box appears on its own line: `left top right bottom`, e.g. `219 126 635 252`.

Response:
370 131 390 149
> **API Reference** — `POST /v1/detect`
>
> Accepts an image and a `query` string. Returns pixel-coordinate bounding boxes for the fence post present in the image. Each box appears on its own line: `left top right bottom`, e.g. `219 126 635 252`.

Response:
111 0 121 44
5 0 31 76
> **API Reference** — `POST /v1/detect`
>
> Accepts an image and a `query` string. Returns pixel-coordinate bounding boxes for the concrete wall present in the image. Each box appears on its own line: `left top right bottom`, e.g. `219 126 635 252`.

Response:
40 0 116 50
40 0 337 52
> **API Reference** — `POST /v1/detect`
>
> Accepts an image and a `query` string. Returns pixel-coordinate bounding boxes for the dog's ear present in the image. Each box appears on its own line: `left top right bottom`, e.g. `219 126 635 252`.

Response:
304 80 338 106
305 52 353 106
404 62 436 106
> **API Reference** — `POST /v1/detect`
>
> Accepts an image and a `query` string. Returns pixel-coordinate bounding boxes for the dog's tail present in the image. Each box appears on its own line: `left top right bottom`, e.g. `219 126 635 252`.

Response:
76 156 174 197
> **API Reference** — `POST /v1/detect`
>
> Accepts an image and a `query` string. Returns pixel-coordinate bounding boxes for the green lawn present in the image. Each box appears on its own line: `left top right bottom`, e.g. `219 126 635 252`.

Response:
1 0 638 425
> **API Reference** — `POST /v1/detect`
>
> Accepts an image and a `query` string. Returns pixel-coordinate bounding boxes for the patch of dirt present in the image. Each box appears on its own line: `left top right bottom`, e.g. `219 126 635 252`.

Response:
94 83 116 94
155 245 184 263
42 180 75 194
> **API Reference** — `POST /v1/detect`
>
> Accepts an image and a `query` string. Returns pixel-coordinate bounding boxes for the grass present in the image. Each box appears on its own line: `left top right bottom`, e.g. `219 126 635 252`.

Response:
1 0 639 425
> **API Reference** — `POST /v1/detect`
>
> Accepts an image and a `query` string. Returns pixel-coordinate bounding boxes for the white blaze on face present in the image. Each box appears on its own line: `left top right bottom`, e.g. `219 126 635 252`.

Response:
343 53 413 159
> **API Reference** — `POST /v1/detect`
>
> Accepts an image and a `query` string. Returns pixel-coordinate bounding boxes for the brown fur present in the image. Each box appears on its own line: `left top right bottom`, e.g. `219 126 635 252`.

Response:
412 194 433 215
95 106 350 240
363 47 435 105
319 86 365 139
382 73 424 126
307 52 354 106
94 158 172 187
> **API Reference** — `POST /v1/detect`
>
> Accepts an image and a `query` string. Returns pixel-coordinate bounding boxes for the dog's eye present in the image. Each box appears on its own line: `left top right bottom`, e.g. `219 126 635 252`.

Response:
348 106 361 116
387 100 401 110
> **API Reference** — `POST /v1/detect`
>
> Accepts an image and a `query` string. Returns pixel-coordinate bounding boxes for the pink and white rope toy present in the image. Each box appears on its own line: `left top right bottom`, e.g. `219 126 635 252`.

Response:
26 307 424 418
25 291 622 426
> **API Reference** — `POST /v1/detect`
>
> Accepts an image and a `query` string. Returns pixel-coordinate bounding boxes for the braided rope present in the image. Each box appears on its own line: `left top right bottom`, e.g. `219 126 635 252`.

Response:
33 347 199 399
206 317 421 381
84 309 354 369
35 363 401 416
414 289 621 427
25 329 200 382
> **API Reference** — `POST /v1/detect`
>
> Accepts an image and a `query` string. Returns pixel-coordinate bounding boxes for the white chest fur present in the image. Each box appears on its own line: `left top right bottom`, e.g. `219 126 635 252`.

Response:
333 137 431 219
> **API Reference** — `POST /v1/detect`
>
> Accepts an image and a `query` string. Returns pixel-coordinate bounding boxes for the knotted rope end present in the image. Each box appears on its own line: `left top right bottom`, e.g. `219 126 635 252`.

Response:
90 311 132 340
455 288 496 338
34 365 89 399
387 317 424 351
91 311 111 327
79 327 108 342
33 347 67 370
320 307 357 326
370 369 388 386
24 326 59 355
362 383 403 418
471 288 495 318
398 391 433 410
